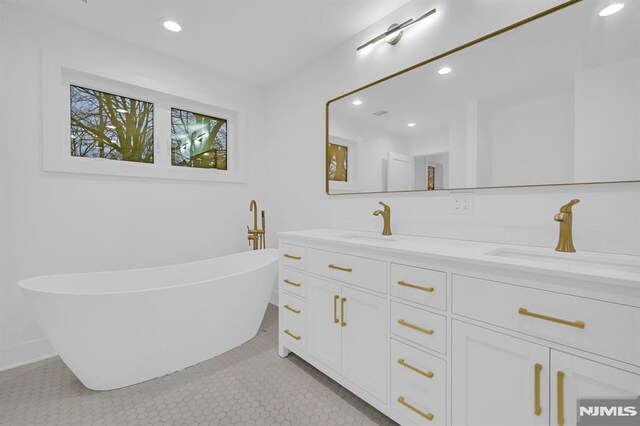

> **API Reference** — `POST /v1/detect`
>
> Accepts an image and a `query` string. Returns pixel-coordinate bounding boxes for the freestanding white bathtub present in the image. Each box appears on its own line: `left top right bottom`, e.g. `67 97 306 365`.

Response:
18 249 279 391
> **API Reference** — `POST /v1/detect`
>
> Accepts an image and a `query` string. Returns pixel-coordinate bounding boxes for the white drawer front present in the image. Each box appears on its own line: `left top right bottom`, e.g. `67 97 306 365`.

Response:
453 275 640 365
281 243 306 271
390 301 446 354
281 293 306 351
279 267 306 298
307 248 387 293
391 339 446 425
391 263 446 311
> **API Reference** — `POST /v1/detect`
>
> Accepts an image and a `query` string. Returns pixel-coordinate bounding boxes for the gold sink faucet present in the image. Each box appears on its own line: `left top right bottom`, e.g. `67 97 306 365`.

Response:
373 201 392 236
554 199 579 253
247 200 266 250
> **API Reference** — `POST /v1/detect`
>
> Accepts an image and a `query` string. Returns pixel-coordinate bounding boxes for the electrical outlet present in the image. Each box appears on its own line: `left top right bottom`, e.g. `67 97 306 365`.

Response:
450 193 474 215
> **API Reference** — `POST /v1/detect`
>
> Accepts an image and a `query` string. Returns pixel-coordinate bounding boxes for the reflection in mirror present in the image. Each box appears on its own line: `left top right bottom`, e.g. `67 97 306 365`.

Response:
326 0 640 194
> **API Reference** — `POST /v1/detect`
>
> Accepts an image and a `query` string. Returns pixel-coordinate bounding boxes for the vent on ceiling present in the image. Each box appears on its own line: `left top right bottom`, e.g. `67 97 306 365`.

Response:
373 110 388 116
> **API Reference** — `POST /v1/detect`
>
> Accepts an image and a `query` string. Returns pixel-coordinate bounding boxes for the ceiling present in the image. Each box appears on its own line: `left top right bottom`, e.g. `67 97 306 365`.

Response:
7 0 412 87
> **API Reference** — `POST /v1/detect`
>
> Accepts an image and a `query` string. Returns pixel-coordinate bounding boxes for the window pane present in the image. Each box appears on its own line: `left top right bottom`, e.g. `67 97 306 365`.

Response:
328 143 348 182
171 108 228 170
70 85 154 163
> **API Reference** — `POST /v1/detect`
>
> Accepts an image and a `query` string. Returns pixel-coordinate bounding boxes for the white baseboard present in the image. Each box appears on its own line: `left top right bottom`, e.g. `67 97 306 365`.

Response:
0 338 56 372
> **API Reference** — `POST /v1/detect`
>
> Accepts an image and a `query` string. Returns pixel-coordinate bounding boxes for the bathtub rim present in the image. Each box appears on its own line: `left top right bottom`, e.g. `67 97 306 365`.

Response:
18 248 279 296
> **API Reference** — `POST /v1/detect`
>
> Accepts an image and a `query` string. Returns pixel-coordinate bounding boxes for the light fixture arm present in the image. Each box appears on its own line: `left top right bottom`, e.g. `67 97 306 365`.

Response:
357 8 436 51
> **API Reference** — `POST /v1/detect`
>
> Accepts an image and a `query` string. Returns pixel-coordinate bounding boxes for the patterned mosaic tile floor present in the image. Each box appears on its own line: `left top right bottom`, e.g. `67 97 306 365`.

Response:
0 305 397 426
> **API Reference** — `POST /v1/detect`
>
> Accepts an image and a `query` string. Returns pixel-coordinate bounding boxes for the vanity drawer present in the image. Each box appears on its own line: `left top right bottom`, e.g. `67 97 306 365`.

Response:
279 267 306 298
281 243 306 271
307 248 386 293
391 263 446 311
453 275 640 365
390 301 446 354
281 293 306 351
391 339 446 425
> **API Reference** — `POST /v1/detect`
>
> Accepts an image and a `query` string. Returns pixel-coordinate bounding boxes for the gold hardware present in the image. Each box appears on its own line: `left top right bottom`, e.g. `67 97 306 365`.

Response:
341 297 347 327
534 363 542 416
333 295 339 324
247 200 266 250
284 305 300 314
554 199 579 253
328 264 353 272
283 279 301 287
373 201 392 236
398 358 434 379
284 254 301 260
284 329 301 341
397 396 434 421
518 308 585 329
557 371 565 426
398 319 434 335
397 280 434 292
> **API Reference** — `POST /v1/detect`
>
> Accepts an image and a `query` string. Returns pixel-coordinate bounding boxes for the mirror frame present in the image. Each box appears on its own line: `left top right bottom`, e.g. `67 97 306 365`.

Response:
324 0 640 195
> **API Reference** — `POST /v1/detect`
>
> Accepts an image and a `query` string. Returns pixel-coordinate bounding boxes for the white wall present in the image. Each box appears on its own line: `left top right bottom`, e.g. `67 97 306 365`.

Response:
490 91 575 186
266 0 640 258
574 58 640 182
0 4 270 369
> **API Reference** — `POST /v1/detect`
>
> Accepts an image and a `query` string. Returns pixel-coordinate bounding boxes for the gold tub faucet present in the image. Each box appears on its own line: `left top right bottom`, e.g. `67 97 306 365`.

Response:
373 201 392 236
247 200 266 250
554 199 580 253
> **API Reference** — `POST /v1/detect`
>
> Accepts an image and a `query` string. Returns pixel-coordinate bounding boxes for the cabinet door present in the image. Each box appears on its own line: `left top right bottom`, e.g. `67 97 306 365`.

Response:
341 286 388 402
452 321 550 426
307 276 342 373
551 351 640 426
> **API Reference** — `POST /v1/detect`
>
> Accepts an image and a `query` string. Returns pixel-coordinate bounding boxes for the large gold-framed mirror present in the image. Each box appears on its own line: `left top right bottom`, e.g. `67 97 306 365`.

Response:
326 0 640 195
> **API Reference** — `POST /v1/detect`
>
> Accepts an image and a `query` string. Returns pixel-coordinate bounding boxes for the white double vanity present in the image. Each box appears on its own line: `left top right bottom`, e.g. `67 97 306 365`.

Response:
277 229 640 426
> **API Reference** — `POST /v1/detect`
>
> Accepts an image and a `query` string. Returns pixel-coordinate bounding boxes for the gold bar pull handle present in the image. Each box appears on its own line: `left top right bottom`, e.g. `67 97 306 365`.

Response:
284 329 301 341
557 371 565 426
534 363 542 416
397 396 434 421
398 319 434 335
284 254 301 260
397 280 434 292
341 297 347 327
283 279 301 287
519 308 585 329
398 358 434 379
329 264 353 273
284 305 301 314
333 295 339 324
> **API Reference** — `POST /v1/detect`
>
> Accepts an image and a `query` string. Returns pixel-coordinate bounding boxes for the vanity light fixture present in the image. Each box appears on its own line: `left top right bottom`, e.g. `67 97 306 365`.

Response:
438 67 452 75
352 100 363 106
357 8 436 51
407 122 416 127
599 3 624 16
163 20 182 32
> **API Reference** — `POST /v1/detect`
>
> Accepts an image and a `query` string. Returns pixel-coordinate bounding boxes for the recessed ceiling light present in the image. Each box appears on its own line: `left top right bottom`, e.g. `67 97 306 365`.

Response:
438 67 452 75
352 100 363 106
116 108 128 114
407 122 416 127
163 20 182 32
599 3 624 16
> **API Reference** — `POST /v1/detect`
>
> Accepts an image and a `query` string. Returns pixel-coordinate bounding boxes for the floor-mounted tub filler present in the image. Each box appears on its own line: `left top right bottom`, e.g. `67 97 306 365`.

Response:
18 249 279 390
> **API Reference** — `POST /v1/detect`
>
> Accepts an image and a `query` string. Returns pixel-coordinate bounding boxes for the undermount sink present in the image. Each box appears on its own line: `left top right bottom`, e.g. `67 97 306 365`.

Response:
486 248 640 274
339 233 404 242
